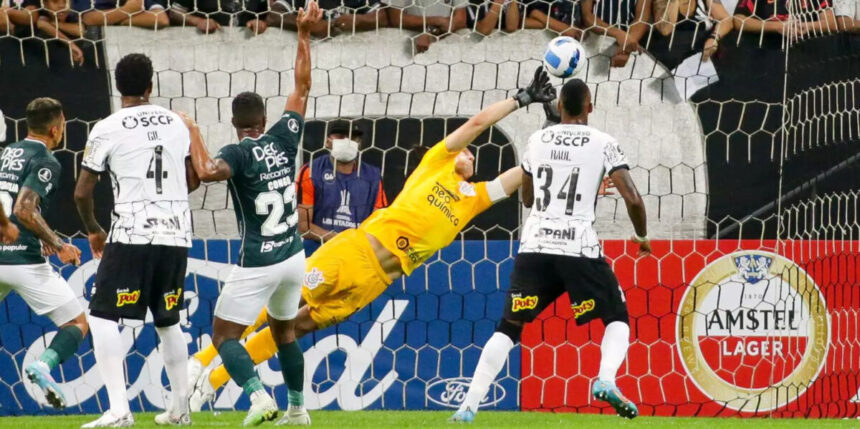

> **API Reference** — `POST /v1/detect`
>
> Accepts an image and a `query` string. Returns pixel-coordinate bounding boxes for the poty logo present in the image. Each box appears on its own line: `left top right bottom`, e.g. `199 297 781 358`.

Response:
425 377 505 409
304 267 324 290
511 296 538 312
570 299 595 319
116 290 140 307
677 251 829 412
164 288 182 310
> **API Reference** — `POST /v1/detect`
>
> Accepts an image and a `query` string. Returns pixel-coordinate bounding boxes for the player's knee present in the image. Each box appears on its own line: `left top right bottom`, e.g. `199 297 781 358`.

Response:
603 309 629 326
495 318 524 343
62 313 89 337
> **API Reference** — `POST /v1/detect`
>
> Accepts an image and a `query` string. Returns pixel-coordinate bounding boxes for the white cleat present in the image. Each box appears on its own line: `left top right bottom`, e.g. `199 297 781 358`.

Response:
154 410 192 426
276 406 311 426
243 391 279 426
189 367 216 412
81 411 135 428
186 356 205 392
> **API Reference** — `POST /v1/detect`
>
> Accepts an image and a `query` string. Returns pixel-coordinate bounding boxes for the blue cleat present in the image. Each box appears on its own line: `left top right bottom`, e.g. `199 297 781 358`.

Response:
448 408 475 423
25 361 66 410
592 379 638 419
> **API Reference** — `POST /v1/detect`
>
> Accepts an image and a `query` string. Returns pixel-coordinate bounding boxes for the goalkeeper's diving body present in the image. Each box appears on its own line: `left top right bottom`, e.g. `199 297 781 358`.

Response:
186 67 557 407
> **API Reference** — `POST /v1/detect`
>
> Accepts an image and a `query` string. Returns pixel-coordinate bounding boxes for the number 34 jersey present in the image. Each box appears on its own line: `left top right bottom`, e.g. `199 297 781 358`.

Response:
216 111 304 268
520 123 629 259
83 104 193 248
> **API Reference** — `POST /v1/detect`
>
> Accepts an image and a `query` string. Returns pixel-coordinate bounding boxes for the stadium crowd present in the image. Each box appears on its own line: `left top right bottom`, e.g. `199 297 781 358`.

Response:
0 0 856 63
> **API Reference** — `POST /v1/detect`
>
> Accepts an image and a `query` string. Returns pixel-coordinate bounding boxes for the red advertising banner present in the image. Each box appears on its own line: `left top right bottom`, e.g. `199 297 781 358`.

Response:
520 240 860 418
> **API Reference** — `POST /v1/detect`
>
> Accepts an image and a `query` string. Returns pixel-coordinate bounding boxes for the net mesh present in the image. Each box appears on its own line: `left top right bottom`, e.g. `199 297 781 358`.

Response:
0 0 858 418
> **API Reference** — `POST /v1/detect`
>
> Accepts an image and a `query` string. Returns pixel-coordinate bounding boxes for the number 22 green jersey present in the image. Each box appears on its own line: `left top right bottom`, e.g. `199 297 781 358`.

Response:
217 111 304 267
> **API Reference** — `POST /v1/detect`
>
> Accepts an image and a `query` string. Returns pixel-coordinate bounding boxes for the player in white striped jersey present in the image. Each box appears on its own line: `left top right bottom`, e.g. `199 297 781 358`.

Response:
453 78 650 422
75 53 201 427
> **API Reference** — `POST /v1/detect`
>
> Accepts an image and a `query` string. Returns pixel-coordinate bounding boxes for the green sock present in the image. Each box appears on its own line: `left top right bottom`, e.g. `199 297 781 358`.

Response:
40 325 83 370
277 342 304 407
218 339 262 395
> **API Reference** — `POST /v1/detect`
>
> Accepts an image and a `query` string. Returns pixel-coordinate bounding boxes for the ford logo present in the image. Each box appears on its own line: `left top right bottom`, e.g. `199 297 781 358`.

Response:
425 377 506 409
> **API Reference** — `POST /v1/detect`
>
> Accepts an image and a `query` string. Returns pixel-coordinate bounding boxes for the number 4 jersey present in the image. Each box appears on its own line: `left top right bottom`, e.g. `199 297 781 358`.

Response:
216 111 304 267
520 123 629 259
82 104 193 247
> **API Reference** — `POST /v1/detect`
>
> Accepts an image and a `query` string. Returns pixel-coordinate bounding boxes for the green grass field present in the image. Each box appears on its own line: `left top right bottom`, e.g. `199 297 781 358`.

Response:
2 411 857 428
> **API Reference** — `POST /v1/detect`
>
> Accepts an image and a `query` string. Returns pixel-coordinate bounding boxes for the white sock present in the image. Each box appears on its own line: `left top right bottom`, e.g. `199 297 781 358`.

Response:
458 332 514 413
88 316 130 416
155 324 190 414
598 321 630 383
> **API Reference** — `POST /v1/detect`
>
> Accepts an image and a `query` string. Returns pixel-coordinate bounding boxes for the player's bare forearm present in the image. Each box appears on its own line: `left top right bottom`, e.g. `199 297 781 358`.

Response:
298 204 335 242
74 169 104 235
185 157 201 191
0 204 10 226
521 173 534 208
445 98 518 152
14 187 64 250
610 168 647 237
285 1 320 116
188 124 231 182
497 166 524 196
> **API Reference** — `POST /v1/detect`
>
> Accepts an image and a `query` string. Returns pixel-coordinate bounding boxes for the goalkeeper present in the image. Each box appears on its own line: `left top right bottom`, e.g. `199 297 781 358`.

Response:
187 67 556 406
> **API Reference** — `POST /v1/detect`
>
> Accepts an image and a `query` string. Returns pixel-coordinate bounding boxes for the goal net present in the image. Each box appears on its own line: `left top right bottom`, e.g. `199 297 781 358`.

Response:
0 0 857 418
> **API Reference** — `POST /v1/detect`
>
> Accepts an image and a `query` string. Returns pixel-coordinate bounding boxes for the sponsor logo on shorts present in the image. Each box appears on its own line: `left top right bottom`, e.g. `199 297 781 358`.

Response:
425 377 506 409
164 288 182 310
511 295 538 312
116 289 140 307
570 299 595 319
305 267 324 290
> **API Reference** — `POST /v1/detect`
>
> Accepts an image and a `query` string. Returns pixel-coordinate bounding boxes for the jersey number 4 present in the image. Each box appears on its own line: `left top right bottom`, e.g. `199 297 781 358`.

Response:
146 145 168 194
255 182 298 236
534 165 581 215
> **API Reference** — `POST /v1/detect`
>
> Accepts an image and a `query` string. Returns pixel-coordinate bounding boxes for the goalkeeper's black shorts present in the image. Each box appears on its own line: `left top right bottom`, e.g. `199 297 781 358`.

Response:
503 252 628 326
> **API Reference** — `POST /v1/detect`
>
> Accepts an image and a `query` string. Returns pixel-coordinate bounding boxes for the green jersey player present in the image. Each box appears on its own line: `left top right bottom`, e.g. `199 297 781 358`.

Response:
182 1 322 426
0 98 87 411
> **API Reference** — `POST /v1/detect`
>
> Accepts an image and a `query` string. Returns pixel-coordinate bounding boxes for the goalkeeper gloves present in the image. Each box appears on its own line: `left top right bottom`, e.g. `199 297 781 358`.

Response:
514 67 556 108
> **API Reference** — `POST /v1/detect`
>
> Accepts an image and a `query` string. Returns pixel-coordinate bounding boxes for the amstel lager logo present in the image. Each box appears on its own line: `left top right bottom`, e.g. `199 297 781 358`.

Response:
677 251 829 412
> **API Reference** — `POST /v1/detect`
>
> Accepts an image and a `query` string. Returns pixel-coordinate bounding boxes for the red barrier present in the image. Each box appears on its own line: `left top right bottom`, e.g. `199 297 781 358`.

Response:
520 240 860 417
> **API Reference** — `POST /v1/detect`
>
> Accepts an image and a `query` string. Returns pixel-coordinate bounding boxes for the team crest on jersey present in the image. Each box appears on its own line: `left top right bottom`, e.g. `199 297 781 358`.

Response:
38 168 52 183
458 181 476 197
288 118 300 133
116 289 140 307
305 267 324 290
164 288 182 310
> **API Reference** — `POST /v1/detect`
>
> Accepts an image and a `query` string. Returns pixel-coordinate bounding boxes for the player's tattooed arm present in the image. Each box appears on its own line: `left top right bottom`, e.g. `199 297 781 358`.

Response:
74 170 107 259
0 204 19 244
285 0 322 117
15 187 81 265
610 168 651 256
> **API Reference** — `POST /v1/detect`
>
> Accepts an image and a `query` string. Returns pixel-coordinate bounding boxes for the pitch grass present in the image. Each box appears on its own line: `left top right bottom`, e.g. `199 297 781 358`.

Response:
2 411 858 428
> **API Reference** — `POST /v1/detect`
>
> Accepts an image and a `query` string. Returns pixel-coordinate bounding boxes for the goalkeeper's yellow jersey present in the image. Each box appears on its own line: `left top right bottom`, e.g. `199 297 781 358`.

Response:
360 141 494 275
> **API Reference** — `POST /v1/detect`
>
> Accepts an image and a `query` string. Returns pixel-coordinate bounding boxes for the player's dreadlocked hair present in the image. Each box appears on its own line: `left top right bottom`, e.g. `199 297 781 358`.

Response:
25 97 63 135
232 92 266 129
560 79 589 117
115 53 154 97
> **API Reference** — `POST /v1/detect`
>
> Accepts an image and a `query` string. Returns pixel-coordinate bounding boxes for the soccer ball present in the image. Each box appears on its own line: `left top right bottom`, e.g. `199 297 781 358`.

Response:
543 36 586 78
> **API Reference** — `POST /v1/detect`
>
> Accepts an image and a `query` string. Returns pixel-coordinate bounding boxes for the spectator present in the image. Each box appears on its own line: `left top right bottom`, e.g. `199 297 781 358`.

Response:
16 0 85 64
269 0 387 36
384 0 468 53
733 0 836 39
167 0 270 34
296 120 388 242
834 0 858 32
467 0 520 35
79 0 169 29
521 0 583 38
650 0 733 67
583 0 651 67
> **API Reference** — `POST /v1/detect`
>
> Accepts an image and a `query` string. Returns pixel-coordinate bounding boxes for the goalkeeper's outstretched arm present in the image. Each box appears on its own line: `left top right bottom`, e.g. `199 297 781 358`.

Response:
444 67 556 153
